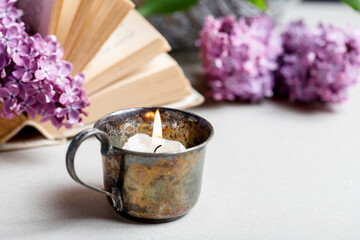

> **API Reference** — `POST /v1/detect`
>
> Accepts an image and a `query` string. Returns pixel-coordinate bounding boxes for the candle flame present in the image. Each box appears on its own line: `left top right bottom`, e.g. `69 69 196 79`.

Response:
152 109 162 140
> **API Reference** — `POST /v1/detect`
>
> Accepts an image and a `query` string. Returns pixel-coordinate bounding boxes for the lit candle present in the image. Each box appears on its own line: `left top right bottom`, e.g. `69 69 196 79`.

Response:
122 109 186 153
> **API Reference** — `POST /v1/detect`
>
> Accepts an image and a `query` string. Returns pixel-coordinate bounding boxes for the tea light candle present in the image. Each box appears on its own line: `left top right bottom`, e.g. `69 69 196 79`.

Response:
123 109 185 153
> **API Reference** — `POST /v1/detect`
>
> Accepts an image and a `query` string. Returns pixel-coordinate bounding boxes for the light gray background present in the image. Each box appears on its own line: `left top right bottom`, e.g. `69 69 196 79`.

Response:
1 2 360 239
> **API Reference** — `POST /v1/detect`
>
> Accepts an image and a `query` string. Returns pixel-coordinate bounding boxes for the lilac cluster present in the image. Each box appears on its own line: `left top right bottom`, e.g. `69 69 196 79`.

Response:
0 0 89 128
198 15 282 102
275 21 360 103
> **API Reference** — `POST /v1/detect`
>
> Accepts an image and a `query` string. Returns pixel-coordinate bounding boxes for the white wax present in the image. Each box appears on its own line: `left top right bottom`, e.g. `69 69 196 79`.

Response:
122 133 186 153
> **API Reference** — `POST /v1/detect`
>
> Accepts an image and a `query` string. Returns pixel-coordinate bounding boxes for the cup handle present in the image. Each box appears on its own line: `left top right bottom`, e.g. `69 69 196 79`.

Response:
66 128 123 211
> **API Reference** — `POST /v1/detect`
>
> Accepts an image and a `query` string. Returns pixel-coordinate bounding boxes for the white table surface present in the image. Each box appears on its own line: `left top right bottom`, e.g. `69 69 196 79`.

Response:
2 2 360 240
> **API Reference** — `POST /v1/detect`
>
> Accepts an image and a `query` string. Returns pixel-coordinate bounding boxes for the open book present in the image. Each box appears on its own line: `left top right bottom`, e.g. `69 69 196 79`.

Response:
0 0 204 151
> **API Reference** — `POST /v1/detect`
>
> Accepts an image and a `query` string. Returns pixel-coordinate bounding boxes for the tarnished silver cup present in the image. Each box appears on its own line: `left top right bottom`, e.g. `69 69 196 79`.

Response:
66 107 213 222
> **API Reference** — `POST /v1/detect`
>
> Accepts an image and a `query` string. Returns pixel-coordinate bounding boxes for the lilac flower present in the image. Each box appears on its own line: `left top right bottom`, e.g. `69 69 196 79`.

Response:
38 102 58 124
0 43 7 69
26 80 54 104
0 84 18 118
0 25 19 48
0 0 21 22
55 100 88 128
33 34 64 60
73 73 85 87
198 15 282 102
4 75 25 98
15 95 36 118
12 55 37 81
54 62 72 89
275 21 360 103
0 0 90 128
42 116 63 128
10 41 29 66
59 84 80 105
35 57 57 80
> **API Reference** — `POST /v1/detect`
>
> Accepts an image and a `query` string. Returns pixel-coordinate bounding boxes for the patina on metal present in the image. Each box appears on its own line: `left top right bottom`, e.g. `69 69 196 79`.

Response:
66 107 213 223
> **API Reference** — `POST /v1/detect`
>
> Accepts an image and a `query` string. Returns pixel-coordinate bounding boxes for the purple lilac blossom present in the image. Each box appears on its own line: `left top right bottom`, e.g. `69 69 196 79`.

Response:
0 0 89 128
198 15 282 102
275 21 360 103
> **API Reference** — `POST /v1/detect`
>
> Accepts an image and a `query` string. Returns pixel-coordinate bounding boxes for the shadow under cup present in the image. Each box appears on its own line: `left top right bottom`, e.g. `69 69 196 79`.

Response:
66 107 213 223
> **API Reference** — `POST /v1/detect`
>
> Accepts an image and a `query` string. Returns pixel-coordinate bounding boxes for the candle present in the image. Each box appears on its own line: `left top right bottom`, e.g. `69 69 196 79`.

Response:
123 109 186 153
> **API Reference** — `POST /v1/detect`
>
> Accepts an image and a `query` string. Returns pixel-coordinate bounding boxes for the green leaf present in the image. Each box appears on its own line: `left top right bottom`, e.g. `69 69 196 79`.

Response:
247 0 266 10
341 0 360 11
138 0 200 16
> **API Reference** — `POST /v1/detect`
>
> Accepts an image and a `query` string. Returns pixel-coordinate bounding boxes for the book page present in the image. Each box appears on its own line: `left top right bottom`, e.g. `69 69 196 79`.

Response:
0 104 27 143
55 0 81 44
16 0 58 36
67 0 134 73
62 0 97 55
82 10 170 94
48 0 63 34
83 10 170 80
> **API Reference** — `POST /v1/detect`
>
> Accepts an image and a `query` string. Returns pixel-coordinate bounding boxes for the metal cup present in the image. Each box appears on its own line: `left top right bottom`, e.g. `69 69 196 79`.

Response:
66 107 213 222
